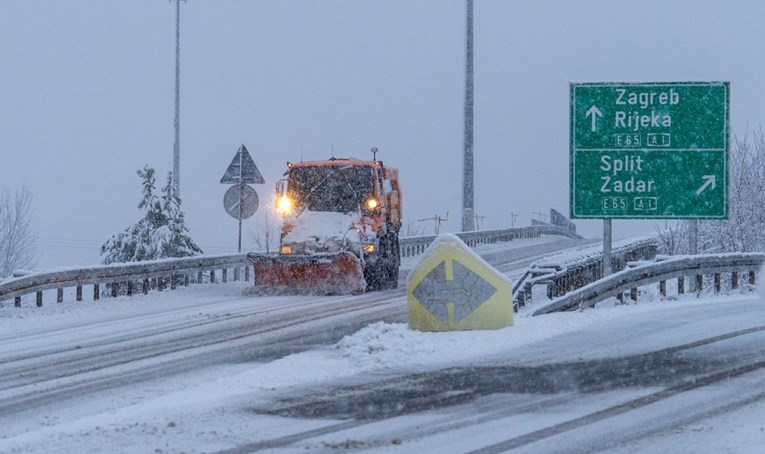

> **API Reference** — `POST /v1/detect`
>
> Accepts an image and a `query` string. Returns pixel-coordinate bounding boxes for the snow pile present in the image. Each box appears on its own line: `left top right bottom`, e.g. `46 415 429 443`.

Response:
334 313 603 370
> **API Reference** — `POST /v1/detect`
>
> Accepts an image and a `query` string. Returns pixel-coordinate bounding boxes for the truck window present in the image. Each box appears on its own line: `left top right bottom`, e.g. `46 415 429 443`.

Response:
288 165 374 213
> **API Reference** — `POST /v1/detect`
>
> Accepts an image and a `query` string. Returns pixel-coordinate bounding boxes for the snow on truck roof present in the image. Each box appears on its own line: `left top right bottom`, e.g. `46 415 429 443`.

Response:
287 158 389 169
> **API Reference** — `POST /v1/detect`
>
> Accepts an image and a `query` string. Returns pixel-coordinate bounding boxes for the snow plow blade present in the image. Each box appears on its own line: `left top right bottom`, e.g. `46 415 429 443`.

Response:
247 251 366 295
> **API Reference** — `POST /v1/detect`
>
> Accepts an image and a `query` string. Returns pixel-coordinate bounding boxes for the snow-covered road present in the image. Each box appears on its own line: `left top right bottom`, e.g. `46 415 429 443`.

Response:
1 236 763 453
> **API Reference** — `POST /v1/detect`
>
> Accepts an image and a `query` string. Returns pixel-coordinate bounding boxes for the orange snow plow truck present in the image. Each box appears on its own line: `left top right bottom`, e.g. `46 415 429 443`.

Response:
247 155 402 294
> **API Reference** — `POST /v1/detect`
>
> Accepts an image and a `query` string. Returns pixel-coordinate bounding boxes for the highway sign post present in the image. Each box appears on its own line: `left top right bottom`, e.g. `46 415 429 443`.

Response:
570 82 729 220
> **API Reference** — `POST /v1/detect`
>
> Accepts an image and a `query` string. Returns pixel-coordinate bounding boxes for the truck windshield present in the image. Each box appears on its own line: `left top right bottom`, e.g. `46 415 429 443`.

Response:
288 165 374 213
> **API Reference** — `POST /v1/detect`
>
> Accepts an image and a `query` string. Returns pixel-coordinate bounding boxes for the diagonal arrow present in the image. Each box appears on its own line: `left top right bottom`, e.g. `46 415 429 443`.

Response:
696 175 716 195
585 106 603 132
412 260 497 324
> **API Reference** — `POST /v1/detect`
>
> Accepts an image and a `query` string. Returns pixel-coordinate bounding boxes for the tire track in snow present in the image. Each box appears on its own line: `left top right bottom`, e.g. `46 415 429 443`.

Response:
234 325 765 452
0 292 405 417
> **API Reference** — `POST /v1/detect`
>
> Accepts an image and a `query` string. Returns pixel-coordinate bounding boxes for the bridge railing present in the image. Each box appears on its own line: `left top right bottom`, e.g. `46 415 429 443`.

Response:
400 225 580 258
531 253 765 316
0 254 252 308
513 237 660 309
1 225 581 308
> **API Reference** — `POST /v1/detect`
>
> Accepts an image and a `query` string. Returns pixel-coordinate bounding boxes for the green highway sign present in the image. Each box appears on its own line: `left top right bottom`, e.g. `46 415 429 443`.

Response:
570 82 729 219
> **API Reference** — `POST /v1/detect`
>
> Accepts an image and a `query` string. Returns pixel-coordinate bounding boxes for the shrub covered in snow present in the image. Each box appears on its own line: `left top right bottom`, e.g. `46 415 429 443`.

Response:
100 167 202 264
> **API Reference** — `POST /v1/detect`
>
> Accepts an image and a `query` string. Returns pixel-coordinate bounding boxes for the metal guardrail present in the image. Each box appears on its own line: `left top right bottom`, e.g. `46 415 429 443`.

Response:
0 254 252 308
400 225 580 258
513 237 659 309
1 225 581 308
531 253 765 316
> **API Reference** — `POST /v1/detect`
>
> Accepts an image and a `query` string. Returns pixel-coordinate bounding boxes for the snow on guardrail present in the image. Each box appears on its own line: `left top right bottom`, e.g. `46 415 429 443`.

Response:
399 225 580 257
513 236 660 309
531 252 765 315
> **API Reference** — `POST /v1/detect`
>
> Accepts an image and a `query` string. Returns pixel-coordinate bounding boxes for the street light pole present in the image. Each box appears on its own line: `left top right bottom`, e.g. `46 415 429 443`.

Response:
172 0 184 197
462 0 475 232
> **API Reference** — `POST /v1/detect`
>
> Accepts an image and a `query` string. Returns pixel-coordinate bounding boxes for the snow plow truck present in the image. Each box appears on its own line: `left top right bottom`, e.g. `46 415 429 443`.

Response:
247 154 402 294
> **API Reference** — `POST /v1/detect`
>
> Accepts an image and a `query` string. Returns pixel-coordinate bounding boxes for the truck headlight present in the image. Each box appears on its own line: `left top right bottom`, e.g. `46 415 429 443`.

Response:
366 198 379 210
276 196 293 214
363 244 376 254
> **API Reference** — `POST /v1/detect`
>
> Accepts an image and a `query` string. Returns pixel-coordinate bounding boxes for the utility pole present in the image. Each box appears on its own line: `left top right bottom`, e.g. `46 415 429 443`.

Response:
461 0 475 232
171 0 185 197
474 213 485 231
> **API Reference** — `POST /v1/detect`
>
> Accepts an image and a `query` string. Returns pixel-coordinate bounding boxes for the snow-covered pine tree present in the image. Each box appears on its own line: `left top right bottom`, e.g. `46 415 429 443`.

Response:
157 171 203 258
101 166 202 264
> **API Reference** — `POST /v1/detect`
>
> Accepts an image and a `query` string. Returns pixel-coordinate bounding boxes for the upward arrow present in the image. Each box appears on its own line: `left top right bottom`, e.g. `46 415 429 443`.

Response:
585 106 603 132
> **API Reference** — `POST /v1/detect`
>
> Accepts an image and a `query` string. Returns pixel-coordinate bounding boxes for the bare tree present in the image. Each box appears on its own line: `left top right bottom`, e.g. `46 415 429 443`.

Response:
653 128 765 256
248 208 280 253
654 222 688 255
403 221 425 237
0 187 37 277
697 129 765 253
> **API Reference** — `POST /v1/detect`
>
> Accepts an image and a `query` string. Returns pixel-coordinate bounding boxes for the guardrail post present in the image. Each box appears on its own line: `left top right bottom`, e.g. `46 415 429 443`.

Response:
171 275 177 290
678 276 685 294
15 296 21 307
94 284 100 301
695 275 703 294
36 291 42 307
77 285 83 301
222 268 228 283
714 273 721 294
234 267 240 282
184 273 190 286
630 287 637 301
210 270 216 283
732 271 739 289
57 288 64 303
659 280 667 297
143 278 149 294
245 266 250 282
127 280 133 297
749 271 756 285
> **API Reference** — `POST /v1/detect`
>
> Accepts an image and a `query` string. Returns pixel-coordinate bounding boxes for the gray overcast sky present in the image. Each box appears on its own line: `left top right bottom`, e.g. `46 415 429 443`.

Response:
2 0 764 267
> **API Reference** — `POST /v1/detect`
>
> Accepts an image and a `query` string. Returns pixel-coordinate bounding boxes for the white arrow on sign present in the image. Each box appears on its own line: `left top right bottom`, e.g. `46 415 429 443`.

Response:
696 175 716 195
585 106 603 132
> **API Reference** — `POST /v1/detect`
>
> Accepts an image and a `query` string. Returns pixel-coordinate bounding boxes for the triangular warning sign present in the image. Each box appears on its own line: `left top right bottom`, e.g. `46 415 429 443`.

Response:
221 145 265 184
